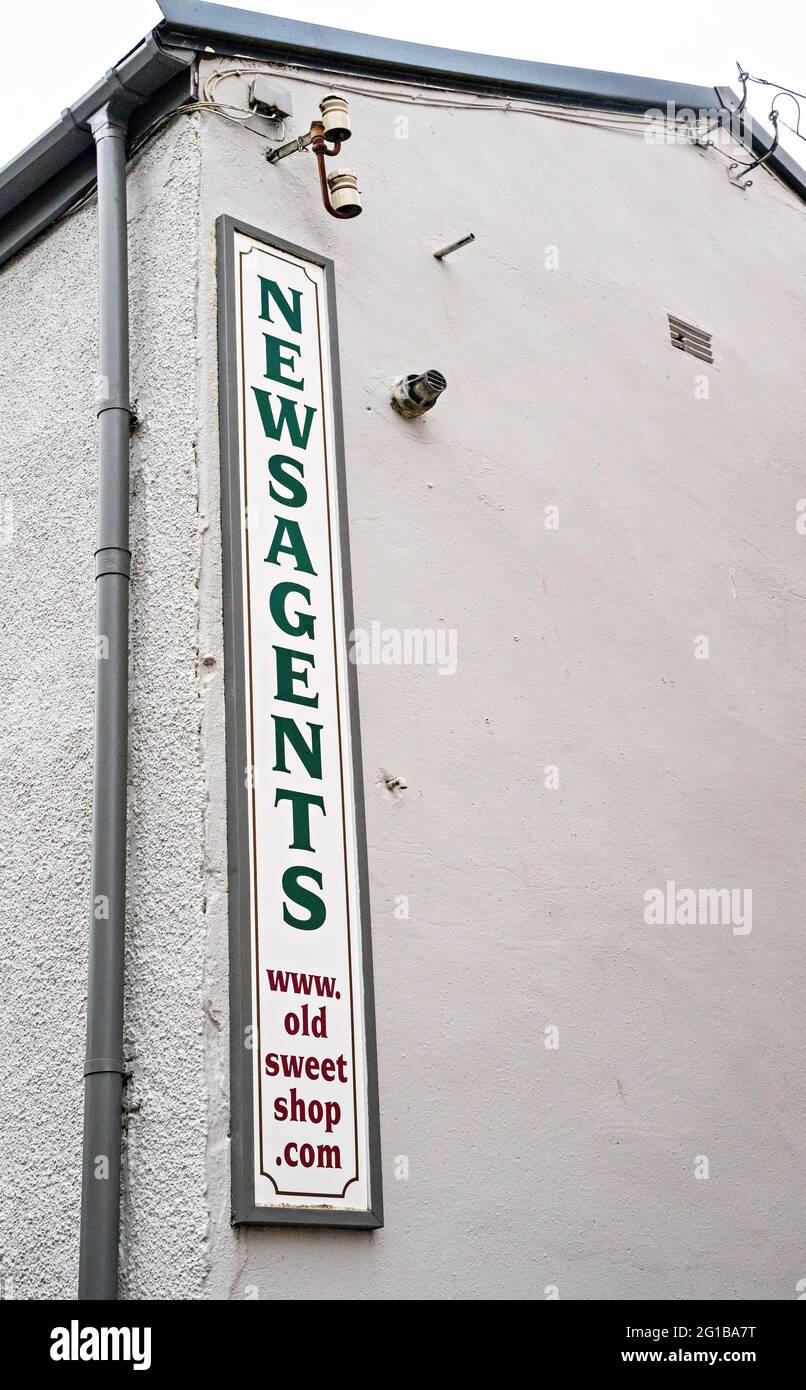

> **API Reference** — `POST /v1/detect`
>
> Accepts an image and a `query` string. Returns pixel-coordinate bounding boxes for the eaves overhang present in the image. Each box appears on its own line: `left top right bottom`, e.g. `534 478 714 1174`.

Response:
0 34 194 269
157 0 721 113
155 2 806 205
1 0 805 271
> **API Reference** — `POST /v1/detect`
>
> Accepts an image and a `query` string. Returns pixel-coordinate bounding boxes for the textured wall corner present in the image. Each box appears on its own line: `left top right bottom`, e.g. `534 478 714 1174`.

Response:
193 209 232 1297
120 114 208 1301
0 192 97 1300
0 112 209 1299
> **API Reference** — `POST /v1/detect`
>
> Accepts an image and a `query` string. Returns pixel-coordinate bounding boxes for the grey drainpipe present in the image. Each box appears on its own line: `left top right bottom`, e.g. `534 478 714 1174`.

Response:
78 98 132 1302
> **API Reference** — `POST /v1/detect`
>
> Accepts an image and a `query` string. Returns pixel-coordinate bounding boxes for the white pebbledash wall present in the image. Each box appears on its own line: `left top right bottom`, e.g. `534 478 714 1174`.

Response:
1 51 806 1300
0 116 209 1301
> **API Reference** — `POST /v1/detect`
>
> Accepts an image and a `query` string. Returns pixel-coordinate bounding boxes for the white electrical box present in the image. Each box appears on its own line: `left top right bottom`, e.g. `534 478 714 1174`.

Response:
249 78 293 119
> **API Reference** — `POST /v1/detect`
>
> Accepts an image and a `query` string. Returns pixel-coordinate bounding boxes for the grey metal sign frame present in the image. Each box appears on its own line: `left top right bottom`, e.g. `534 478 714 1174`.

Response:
216 213 383 1228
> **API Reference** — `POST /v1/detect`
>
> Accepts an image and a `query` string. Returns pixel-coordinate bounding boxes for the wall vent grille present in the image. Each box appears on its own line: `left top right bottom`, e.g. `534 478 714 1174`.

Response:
668 314 713 364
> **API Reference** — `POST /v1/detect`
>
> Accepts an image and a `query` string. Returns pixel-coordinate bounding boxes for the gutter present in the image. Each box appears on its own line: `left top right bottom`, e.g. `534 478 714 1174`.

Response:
0 35 193 268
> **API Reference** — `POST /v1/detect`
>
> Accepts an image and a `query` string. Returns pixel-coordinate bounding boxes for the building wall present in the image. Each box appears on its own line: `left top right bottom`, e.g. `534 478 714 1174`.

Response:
1 49 805 1301
0 116 208 1300
196 59 806 1300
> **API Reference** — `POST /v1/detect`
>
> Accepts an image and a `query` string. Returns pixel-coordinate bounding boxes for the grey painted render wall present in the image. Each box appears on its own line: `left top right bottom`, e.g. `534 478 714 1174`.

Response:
197 62 806 1301
1 50 805 1301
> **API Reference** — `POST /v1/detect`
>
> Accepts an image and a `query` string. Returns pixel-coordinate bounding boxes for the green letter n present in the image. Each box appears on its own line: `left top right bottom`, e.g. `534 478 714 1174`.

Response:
259 277 302 334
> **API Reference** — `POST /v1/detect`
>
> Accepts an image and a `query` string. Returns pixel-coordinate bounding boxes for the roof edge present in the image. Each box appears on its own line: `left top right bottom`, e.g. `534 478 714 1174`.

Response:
1 2 805 272
154 3 806 204
0 34 194 268
157 1 721 113
0 35 193 222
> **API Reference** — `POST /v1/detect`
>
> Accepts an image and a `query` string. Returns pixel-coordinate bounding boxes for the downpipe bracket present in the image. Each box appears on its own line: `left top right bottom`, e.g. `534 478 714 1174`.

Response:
94 547 132 581
84 1057 127 1076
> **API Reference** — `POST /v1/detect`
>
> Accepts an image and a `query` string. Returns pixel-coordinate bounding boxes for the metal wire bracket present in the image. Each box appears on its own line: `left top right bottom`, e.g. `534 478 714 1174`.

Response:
728 108 780 190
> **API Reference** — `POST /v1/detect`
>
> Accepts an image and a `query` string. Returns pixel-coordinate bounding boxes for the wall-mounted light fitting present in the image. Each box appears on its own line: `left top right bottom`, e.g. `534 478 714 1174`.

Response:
266 93 362 219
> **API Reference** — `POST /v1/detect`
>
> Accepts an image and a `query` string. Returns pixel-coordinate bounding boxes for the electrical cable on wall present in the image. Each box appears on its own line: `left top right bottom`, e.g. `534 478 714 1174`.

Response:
47 59 782 236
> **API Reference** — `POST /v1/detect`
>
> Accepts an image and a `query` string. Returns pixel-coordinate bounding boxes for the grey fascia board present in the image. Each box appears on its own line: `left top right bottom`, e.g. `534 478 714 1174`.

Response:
3 2 806 260
156 5 806 200
0 34 193 223
0 67 194 270
0 148 98 267
156 1 719 113
157 4 806 203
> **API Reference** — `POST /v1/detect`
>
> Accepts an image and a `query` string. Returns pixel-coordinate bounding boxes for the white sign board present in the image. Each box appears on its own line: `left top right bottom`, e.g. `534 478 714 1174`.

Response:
217 217 382 1227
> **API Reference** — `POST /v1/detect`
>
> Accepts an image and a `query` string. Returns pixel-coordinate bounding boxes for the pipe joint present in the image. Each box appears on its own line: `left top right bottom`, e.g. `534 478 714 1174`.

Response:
88 101 131 141
94 547 132 581
84 1057 127 1077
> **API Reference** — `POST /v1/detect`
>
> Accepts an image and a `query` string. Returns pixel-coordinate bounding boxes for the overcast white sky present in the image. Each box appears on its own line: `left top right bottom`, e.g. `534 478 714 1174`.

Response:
1 0 805 168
